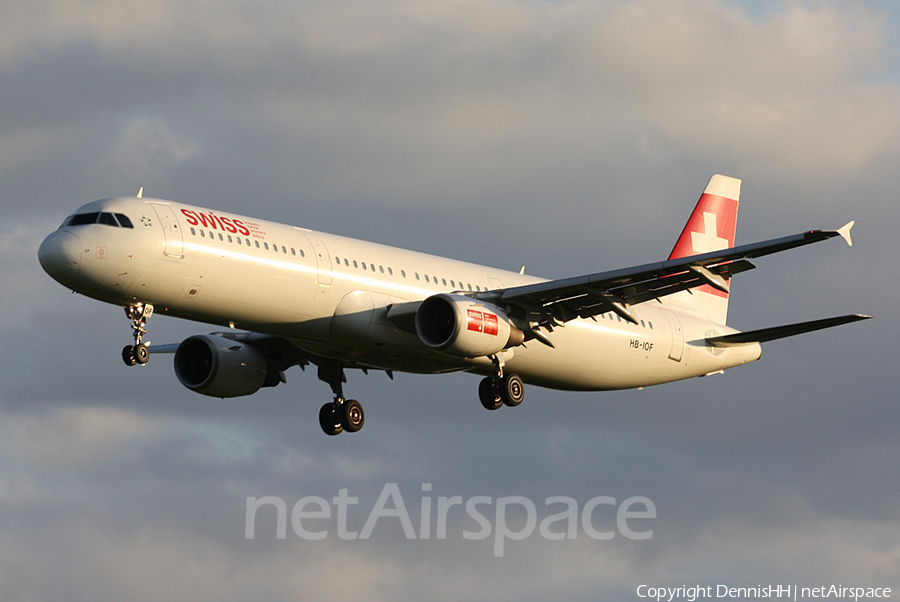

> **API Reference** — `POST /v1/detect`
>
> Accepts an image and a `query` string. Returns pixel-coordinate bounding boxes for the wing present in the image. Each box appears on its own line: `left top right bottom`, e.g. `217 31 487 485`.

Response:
476 222 855 329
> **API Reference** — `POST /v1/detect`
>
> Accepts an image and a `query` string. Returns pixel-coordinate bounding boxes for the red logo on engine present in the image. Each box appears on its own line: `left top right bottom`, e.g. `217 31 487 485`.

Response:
483 312 499 336
467 309 498 336
467 309 484 333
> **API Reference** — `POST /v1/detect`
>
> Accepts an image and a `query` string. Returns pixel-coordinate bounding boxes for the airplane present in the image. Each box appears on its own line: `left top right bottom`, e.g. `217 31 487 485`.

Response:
38 175 869 436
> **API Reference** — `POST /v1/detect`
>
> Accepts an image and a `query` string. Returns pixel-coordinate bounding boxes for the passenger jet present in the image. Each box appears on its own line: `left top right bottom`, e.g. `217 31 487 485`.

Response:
38 175 869 435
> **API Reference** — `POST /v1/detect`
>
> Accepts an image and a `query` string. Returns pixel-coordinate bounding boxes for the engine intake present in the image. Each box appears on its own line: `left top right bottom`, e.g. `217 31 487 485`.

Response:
174 334 268 398
415 293 524 358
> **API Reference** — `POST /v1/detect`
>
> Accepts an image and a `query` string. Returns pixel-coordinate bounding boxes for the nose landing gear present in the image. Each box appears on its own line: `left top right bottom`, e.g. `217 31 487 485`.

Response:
121 302 154 366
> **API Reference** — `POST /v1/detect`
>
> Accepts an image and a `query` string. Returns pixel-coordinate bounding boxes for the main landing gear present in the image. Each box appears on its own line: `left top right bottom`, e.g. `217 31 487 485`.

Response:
478 355 525 411
317 360 365 436
121 302 154 366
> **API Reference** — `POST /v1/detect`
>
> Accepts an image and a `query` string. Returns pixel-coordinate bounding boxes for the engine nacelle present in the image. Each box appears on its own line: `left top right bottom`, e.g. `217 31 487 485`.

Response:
415 293 524 358
174 334 268 398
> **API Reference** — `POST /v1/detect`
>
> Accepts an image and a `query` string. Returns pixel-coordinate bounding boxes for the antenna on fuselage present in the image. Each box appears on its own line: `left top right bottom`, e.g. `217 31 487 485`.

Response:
136 187 143 199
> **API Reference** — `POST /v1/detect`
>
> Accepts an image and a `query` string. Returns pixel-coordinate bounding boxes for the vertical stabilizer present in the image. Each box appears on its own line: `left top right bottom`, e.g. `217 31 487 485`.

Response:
664 175 740 324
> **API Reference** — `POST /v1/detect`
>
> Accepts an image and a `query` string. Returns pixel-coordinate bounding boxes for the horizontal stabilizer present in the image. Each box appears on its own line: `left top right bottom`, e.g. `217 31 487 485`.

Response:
147 343 178 354
706 314 871 347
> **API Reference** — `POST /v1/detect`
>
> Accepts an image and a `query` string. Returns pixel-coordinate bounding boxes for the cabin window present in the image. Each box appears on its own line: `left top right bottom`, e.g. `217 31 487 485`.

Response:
648 322 653 330
255 240 260 248
388 267 393 276
401 270 406 278
263 242 269 250
415 273 420 280
190 228 196 236
450 280 455 288
218 233 224 241
236 237 241 245
291 248 296 256
200 230 205 238
379 266 384 274
227 235 232 243
424 275 430 283
353 260 358 268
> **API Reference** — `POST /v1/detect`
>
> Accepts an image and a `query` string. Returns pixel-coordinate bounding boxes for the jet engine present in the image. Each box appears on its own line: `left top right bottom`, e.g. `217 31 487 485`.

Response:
174 334 269 398
415 293 524 358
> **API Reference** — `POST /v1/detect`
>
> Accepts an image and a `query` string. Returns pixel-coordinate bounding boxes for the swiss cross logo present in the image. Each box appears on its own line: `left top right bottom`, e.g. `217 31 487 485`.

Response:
669 193 739 299
670 194 738 261
691 212 729 254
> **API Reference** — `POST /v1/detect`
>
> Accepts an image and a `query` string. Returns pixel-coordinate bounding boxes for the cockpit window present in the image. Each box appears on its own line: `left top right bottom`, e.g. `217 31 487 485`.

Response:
115 213 134 228
69 212 100 226
97 212 118 227
62 211 135 229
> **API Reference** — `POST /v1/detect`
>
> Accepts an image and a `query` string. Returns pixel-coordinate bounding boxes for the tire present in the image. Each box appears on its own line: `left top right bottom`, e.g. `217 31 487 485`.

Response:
122 345 137 366
340 399 365 432
478 377 502 410
319 403 344 436
500 373 525 407
134 343 150 365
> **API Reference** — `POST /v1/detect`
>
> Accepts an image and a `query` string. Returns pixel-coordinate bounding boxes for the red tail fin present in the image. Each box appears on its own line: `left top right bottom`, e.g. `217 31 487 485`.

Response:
665 175 740 324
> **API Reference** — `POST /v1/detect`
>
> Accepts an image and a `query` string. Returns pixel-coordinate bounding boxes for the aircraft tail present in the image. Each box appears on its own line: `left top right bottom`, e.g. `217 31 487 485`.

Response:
664 175 741 324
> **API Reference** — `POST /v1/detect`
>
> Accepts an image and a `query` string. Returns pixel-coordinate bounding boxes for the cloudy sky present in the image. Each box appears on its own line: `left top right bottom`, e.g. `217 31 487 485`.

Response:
2 0 898 600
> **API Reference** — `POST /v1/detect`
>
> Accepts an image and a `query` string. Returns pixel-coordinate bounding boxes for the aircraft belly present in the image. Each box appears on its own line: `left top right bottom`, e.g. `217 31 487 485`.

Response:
503 322 675 390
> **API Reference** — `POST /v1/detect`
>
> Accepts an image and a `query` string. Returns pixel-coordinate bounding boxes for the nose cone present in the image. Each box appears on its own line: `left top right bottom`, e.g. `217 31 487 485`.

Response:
38 230 82 285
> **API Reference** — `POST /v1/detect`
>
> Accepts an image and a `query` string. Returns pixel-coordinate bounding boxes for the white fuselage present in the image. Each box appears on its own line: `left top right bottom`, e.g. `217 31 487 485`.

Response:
39 196 761 391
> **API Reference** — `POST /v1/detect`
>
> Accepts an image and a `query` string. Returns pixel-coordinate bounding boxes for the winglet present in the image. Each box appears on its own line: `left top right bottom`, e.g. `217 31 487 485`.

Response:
137 187 144 199
837 221 854 247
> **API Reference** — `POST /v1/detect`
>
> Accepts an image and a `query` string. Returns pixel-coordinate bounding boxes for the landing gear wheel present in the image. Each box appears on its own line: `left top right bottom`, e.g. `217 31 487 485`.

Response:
479 377 502 410
319 403 344 436
133 343 150 365
340 399 365 432
500 373 524 407
122 345 137 367
123 302 154 366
